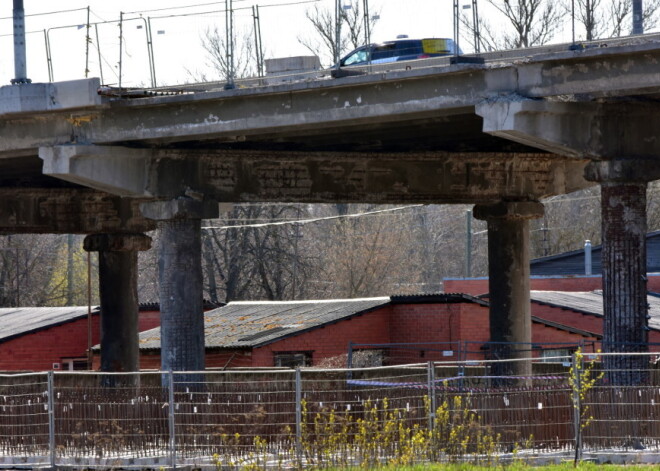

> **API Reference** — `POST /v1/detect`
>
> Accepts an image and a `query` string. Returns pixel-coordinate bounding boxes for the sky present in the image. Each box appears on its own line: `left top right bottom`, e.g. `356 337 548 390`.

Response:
0 0 460 87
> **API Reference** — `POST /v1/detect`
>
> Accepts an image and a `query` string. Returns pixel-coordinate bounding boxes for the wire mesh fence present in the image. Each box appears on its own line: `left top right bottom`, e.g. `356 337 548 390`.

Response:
2 353 660 468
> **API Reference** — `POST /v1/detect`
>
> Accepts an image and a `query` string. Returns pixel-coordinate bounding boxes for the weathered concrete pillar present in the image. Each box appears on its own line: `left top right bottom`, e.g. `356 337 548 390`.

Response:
473 201 544 381
141 198 219 376
83 233 152 383
585 160 656 385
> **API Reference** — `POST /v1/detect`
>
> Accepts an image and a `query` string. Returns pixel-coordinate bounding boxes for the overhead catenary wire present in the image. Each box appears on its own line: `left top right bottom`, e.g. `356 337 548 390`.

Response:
202 204 424 230
0 7 88 20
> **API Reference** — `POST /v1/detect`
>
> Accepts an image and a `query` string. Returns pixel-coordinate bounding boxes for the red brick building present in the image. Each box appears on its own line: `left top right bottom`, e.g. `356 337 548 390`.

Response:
0 305 160 371
3 281 658 371
134 293 605 368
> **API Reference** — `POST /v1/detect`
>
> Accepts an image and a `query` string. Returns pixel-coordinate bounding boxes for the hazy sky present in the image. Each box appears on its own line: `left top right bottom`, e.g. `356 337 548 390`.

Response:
0 0 458 86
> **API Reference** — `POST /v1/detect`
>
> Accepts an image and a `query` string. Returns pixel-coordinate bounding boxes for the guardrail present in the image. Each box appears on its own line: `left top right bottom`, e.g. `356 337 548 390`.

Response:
98 32 660 98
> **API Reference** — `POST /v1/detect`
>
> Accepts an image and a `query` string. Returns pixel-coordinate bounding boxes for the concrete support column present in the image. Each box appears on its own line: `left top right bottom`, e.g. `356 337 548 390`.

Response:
141 198 219 375
474 201 544 381
159 217 205 372
586 160 655 385
83 233 152 380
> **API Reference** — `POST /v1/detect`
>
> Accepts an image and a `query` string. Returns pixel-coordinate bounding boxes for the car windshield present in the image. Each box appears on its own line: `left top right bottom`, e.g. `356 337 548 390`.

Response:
342 48 368 66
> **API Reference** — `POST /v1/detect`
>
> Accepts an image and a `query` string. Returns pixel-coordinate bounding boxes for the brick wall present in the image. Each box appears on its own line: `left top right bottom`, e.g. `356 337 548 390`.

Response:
251 307 392 367
532 323 598 351
0 314 101 371
390 303 455 344
386 303 463 363
135 349 254 370
457 303 490 359
138 310 161 332
532 304 602 335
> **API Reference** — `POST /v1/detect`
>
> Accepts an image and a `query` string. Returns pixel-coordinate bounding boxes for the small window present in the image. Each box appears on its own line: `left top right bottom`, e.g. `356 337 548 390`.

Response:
61 358 90 370
274 352 312 368
540 348 573 362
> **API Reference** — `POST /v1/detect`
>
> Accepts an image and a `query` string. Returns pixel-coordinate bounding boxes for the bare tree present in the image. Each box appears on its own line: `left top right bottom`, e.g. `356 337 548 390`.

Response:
604 0 660 36
498 0 565 47
461 0 564 51
201 204 315 302
298 1 380 67
306 204 423 297
575 0 605 40
188 26 256 82
0 234 100 307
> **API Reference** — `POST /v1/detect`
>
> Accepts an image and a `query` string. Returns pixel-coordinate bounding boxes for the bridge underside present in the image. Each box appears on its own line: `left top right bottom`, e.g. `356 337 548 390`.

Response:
2 40 660 383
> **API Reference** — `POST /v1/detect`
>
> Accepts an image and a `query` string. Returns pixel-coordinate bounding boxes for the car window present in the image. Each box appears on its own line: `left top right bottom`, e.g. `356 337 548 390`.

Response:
394 41 423 56
422 38 453 54
371 44 397 61
342 48 369 66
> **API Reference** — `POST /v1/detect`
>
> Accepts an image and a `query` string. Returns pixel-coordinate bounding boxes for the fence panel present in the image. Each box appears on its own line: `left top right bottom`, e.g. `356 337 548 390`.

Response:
0 373 50 466
3 355 660 467
172 369 297 467
51 372 169 463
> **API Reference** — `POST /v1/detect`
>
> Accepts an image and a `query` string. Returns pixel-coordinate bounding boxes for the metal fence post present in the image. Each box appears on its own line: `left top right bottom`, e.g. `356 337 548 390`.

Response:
427 361 436 432
572 352 583 464
47 371 55 470
168 371 176 470
295 367 302 466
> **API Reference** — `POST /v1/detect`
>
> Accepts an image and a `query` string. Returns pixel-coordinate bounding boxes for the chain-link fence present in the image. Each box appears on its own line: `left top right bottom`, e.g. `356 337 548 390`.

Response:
2 353 660 469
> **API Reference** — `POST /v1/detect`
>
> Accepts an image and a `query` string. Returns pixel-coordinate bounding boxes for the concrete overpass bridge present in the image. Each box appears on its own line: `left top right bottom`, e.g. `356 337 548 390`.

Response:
2 36 660 383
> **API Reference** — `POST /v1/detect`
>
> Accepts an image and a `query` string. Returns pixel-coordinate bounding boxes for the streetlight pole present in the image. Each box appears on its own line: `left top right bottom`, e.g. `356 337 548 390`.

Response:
12 0 30 84
225 0 235 89
633 0 643 34
335 0 342 64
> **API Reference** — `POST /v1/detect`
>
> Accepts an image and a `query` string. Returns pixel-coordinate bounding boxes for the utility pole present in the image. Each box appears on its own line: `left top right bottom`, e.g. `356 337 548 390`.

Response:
362 0 371 47
465 209 472 278
118 11 124 88
12 0 30 84
633 0 643 34
472 0 481 53
252 5 264 76
334 0 342 64
225 0 236 89
85 6 91 77
67 234 75 306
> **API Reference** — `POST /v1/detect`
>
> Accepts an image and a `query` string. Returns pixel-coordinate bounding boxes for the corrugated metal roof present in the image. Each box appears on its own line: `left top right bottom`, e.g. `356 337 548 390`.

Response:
530 290 660 330
0 306 99 343
138 297 391 350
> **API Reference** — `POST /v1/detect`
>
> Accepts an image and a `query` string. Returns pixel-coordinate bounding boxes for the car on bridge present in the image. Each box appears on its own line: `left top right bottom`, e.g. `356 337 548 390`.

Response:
331 36 460 77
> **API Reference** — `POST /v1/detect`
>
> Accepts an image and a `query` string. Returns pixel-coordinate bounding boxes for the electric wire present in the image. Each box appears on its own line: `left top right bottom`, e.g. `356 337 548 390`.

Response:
203 204 424 230
0 7 88 20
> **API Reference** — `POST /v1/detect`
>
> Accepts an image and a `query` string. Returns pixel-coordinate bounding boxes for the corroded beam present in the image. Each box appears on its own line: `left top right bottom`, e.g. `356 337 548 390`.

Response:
0 188 155 234
40 146 592 204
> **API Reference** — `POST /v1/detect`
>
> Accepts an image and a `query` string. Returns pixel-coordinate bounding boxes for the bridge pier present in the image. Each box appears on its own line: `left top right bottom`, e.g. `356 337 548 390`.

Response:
141 198 218 376
84 233 151 384
473 201 544 381
585 160 660 385
479 99 660 385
